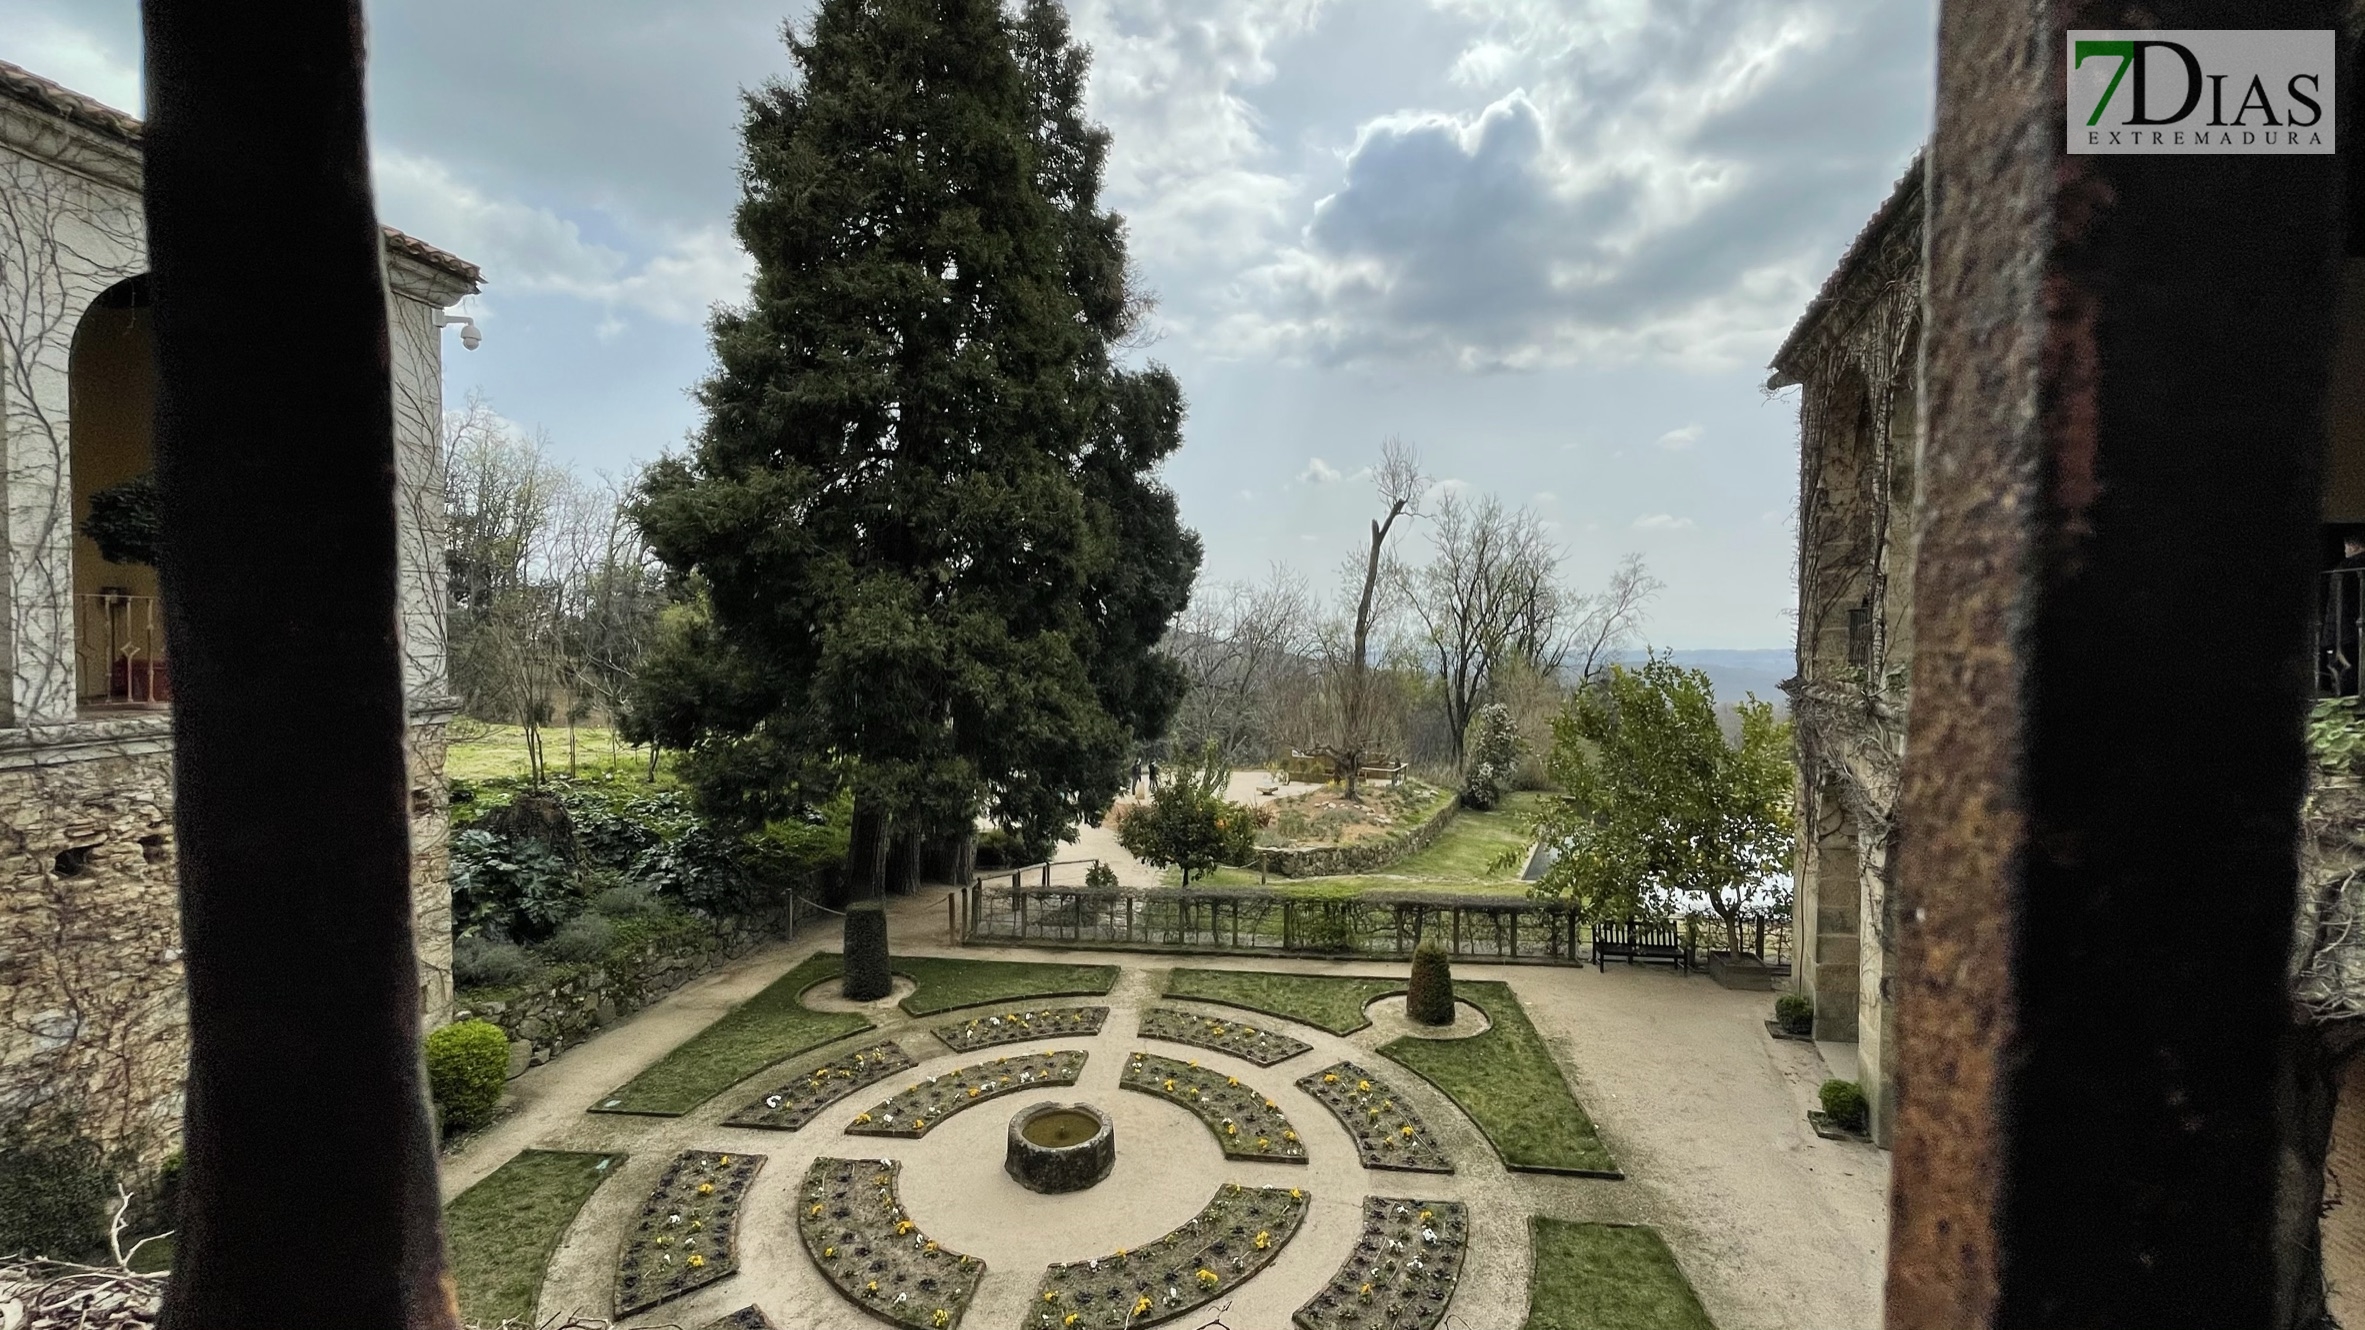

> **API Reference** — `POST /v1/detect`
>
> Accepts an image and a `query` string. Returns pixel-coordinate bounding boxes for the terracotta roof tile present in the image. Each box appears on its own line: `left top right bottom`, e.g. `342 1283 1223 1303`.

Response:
0 56 482 287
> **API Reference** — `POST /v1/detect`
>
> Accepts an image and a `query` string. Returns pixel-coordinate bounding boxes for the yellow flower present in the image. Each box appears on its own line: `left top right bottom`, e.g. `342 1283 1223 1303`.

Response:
1419 1209 1433 1222
1359 1283 1374 1298
1114 1247 1128 1259
1357 1079 1372 1092
867 1280 880 1295
925 1240 939 1253
1324 1073 1339 1084
1253 1230 1271 1250
716 1154 732 1165
1043 1290 1060 1303
1065 1317 1080 1328
810 1202 825 1217
696 1182 715 1195
856 1112 874 1123
1196 1268 1220 1287
1290 1188 1303 1200
1284 1131 1298 1142
1135 1295 1154 1315
686 1253 706 1269
1401 1125 1416 1138
1163 1078 1176 1092
897 1220 916 1236
934 1313 952 1329
824 1245 838 1258
1227 1076 1239 1087
1264 1099 1278 1109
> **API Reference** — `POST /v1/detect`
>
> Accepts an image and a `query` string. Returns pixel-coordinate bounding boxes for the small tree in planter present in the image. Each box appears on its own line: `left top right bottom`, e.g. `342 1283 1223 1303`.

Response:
1407 941 1455 1025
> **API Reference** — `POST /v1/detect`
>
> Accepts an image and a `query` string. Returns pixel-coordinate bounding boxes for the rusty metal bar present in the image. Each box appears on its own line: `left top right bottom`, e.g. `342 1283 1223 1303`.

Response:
1893 3 2342 1325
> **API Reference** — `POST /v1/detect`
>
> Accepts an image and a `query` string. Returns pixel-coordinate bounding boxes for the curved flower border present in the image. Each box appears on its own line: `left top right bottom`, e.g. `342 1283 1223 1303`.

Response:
933 1006 1110 1053
1121 1052 1307 1163
1025 1182 1312 1329
1296 1062 1453 1174
723 1040 915 1131
614 1150 763 1315
1292 1197 1468 1330
1138 1005 1312 1067
844 1049 1087 1138
798 1157 985 1329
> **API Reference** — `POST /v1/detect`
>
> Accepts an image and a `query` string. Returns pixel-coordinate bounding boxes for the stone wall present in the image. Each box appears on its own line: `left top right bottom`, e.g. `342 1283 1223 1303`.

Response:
453 913 793 1078
0 715 454 1168
1261 796 1459 879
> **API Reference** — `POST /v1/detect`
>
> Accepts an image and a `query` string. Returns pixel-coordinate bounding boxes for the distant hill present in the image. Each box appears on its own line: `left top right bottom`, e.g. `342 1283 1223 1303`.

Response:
1611 648 1793 714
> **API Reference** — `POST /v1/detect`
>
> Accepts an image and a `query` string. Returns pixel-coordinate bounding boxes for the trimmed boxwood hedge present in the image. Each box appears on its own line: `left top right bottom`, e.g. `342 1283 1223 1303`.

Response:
428 1019 511 1132
1407 941 1454 1025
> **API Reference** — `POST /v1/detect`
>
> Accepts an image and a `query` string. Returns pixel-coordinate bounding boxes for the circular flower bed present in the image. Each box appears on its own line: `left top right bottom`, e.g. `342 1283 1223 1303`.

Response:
1024 1182 1312 1329
1296 1063 1453 1173
614 1150 763 1315
1292 1197 1469 1330
845 1049 1089 1138
1138 1005 1312 1067
1120 1052 1307 1163
933 1006 1110 1053
722 1040 915 1131
798 1157 985 1329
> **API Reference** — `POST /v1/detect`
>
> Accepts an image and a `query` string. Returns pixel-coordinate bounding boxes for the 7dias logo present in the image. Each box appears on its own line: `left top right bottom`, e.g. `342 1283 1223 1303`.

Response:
2069 30 2333 153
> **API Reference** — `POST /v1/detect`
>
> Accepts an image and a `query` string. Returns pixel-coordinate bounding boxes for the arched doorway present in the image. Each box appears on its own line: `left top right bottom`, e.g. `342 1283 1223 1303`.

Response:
67 274 164 711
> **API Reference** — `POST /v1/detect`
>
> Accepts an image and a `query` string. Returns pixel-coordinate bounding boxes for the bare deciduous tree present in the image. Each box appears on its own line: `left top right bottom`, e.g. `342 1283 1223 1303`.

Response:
1165 564 1316 761
1392 491 1559 767
1564 553 1664 684
1320 437 1423 799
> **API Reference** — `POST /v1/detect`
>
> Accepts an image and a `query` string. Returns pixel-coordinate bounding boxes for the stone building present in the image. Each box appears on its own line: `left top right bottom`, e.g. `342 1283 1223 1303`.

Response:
1767 156 1923 1149
0 60 478 1164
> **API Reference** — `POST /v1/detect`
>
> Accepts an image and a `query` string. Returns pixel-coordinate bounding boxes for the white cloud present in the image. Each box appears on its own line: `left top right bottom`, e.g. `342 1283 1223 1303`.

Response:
1656 424 1703 450
5 13 140 113
1299 457 1342 484
1531 490 1558 503
1632 513 1696 530
373 152 750 326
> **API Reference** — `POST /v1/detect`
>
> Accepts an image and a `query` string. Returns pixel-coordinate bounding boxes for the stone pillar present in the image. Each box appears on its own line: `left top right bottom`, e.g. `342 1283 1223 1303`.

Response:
1804 777 1861 1041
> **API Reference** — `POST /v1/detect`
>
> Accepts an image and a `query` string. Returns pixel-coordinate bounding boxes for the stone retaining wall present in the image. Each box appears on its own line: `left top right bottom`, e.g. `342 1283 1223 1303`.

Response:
1260 796 1460 879
454 912 793 1078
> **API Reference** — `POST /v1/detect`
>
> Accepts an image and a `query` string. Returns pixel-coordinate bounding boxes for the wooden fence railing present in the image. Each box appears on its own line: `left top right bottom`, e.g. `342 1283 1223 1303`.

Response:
953 879 1792 970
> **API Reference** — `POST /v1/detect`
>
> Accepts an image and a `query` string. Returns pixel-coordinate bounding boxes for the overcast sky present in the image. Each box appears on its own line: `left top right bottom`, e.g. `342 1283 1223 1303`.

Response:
8 0 1930 649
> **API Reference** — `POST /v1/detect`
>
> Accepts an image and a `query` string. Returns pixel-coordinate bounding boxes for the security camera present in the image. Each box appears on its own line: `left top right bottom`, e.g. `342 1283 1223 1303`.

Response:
436 309 482 351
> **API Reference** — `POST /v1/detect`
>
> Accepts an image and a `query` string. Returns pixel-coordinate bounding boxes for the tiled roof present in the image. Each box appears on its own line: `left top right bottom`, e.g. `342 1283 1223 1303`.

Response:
0 56 482 287
1767 150 1924 380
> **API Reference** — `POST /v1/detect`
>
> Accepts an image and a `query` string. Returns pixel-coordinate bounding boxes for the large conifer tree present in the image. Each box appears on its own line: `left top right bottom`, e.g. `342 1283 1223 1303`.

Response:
630 0 1198 951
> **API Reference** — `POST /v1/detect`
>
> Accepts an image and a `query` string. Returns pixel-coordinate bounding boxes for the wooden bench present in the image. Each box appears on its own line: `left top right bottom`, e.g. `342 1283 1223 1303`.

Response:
1591 921 1694 974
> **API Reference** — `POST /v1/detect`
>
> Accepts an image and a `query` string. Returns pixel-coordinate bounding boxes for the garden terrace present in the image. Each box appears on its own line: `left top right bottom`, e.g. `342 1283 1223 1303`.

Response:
1023 1183 1311 1329
932 1005 1109 1053
1296 1063 1453 1174
1379 982 1618 1177
1120 1052 1308 1163
888 956 1120 1017
722 1041 915 1131
1294 1197 1469 1330
614 1150 762 1315
1163 969 1406 1035
962 884 1585 963
443 1149 622 1326
844 1049 1088 1138
1138 1004 1311 1065
798 1158 985 1330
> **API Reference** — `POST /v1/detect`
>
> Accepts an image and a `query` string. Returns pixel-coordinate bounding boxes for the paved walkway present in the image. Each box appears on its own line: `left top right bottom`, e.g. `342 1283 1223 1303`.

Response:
443 890 1886 1329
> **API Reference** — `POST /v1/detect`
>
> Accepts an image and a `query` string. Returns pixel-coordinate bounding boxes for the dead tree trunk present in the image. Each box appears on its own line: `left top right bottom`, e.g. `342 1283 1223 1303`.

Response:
143 5 459 1327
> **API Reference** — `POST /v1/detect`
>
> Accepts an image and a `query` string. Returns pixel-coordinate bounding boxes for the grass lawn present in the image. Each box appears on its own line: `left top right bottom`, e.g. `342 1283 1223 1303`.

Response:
1163 967 1406 1035
1380 979 1618 1175
892 954 1120 1017
446 721 667 784
446 1149 624 1326
1169 794 1543 897
591 952 869 1115
1522 1219 1715 1330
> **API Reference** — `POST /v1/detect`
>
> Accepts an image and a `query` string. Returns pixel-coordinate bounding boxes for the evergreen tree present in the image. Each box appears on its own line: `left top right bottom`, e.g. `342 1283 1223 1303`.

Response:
628 0 1198 944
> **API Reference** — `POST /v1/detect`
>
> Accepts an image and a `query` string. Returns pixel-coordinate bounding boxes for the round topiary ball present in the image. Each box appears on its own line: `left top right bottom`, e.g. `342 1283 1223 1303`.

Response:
1819 1078 1869 1133
425 1019 510 1133
1774 991 1815 1036
842 901 892 1001
1407 941 1455 1025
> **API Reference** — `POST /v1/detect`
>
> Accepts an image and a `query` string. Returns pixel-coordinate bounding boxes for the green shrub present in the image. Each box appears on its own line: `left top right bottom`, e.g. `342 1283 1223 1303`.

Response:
1459 704 1524 811
1084 862 1118 889
1819 1079 1868 1132
542 914 617 963
452 935 542 991
427 1020 512 1133
842 901 892 1000
0 1115 115 1260
449 828 578 942
589 882 661 919
1407 941 1455 1025
1774 991 1814 1035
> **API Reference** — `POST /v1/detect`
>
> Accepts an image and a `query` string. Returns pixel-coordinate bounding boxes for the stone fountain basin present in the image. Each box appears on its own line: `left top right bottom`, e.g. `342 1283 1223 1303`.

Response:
1006 1100 1115 1194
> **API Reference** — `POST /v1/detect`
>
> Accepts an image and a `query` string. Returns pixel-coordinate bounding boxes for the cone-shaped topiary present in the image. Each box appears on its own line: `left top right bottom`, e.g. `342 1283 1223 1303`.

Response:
842 901 892 1001
1407 941 1455 1025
